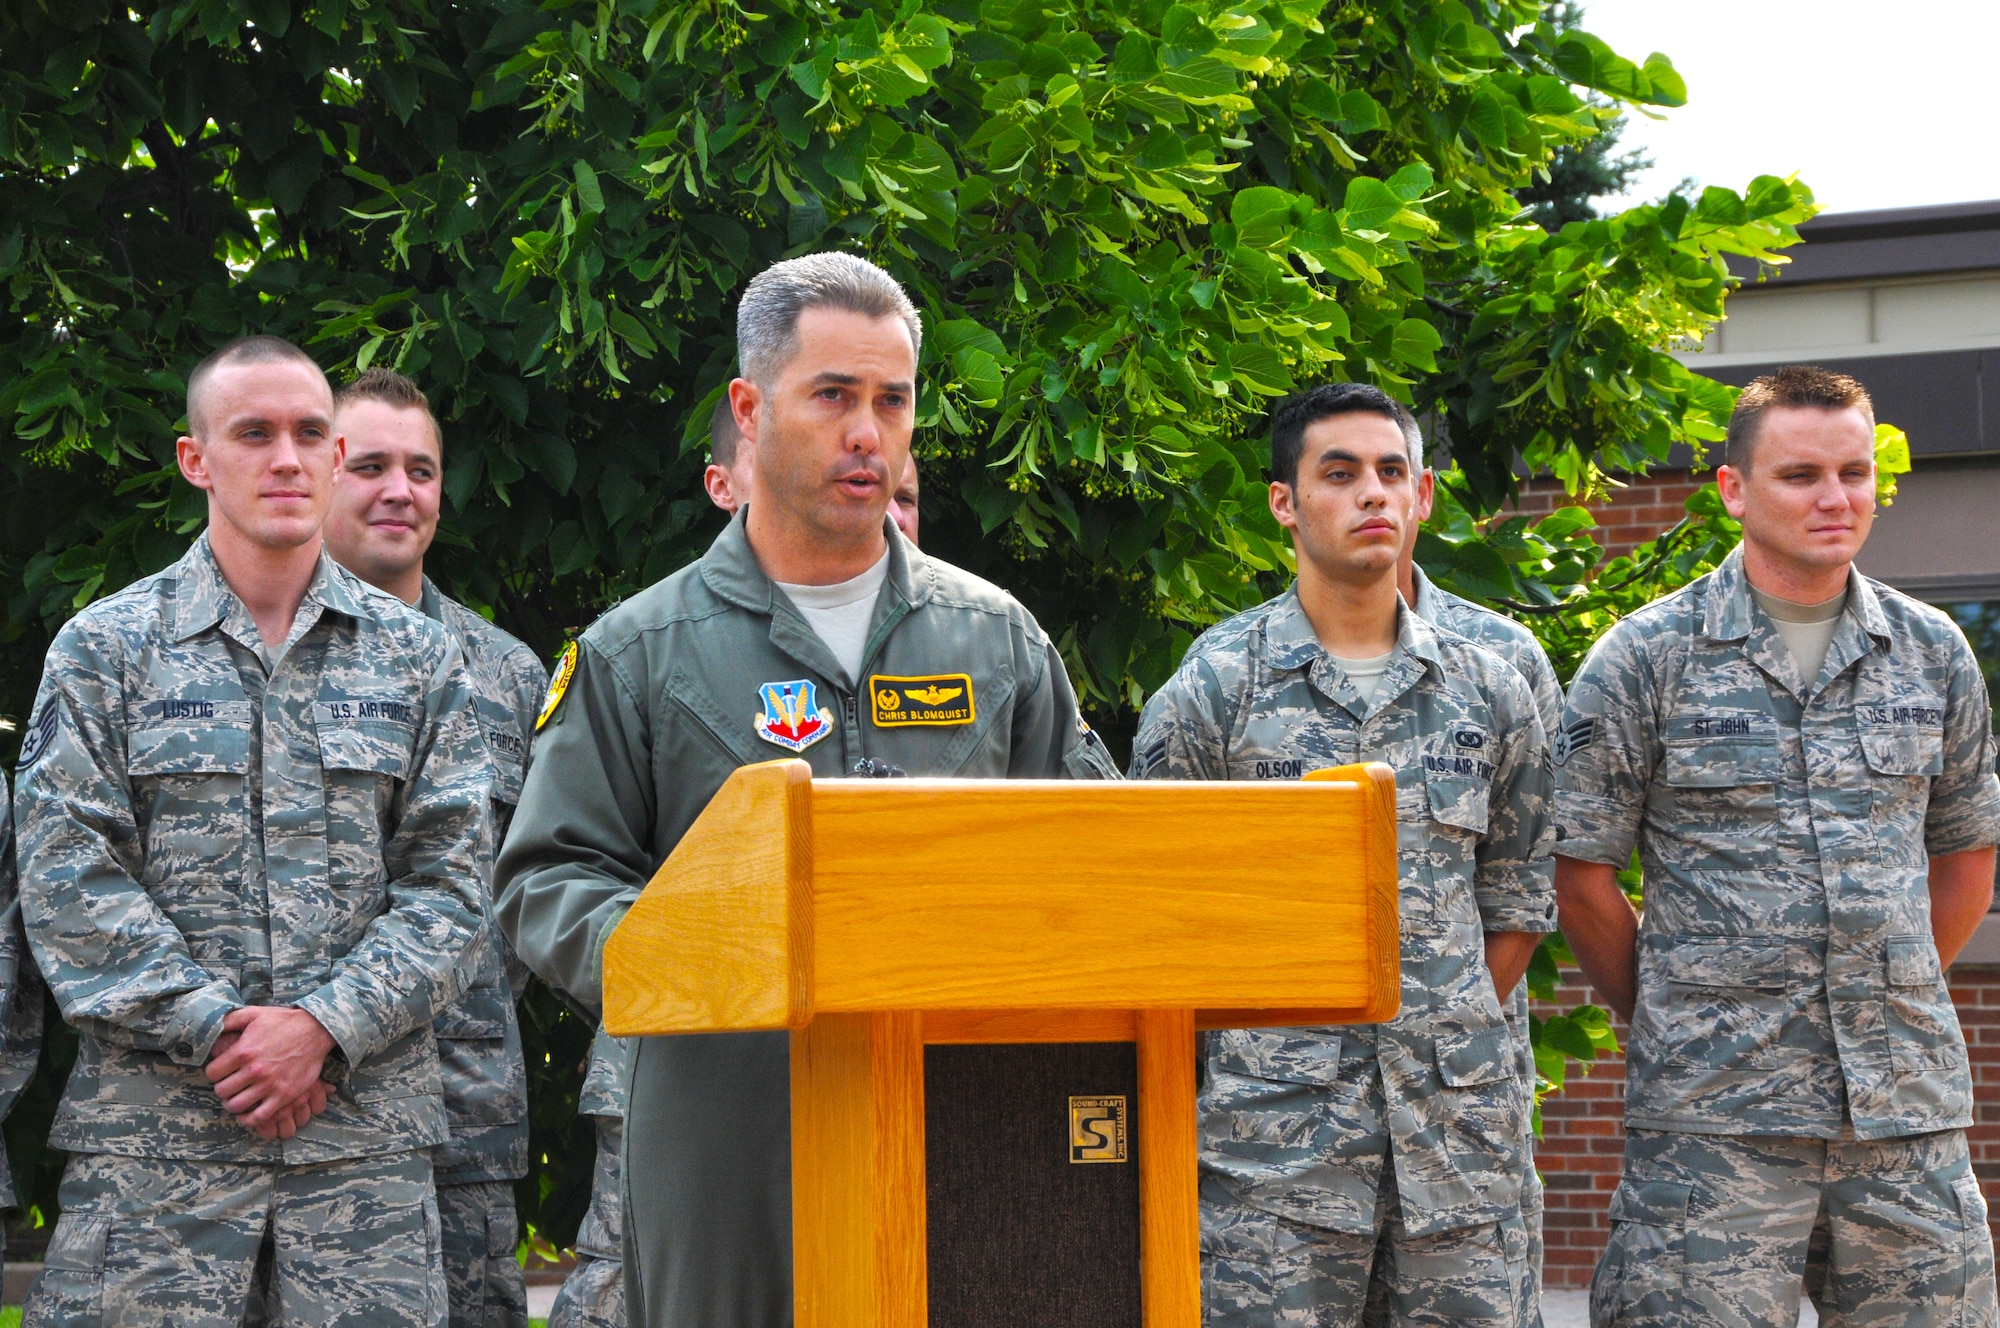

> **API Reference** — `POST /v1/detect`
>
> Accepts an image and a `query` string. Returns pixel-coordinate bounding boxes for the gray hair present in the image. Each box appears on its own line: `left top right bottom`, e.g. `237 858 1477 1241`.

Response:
736 252 923 385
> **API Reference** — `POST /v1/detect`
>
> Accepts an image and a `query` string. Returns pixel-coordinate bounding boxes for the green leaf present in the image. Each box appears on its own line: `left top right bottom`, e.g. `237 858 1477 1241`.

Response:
1391 318 1442 371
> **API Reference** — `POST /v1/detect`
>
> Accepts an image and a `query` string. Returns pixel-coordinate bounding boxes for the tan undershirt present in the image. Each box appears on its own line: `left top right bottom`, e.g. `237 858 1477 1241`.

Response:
1331 651 1395 708
1750 584 1848 685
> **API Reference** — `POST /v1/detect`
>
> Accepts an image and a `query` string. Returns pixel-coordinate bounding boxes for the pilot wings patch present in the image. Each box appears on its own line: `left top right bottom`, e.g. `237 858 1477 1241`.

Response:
870 673 976 727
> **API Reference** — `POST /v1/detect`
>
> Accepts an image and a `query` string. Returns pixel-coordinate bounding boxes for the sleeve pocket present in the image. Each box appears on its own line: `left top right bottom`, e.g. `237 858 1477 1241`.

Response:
1435 1025 1514 1088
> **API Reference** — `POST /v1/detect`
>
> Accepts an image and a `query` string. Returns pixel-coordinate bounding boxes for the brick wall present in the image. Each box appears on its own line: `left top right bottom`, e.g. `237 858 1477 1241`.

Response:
1532 963 2000 1289
1512 468 1710 561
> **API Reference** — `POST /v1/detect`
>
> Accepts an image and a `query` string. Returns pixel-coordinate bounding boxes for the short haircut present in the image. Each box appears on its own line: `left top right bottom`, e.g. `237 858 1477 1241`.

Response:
333 367 443 450
1269 382 1423 487
736 252 922 386
710 395 745 468
1725 364 1875 471
185 335 326 437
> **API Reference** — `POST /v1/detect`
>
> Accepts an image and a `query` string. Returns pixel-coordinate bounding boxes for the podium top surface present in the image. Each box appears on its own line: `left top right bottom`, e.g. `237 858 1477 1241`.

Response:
604 759 1398 1036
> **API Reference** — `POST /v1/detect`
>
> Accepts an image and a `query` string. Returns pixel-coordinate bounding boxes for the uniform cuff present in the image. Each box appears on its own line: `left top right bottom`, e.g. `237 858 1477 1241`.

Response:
163 982 245 1066
1473 876 1559 935
295 981 388 1069
1925 774 2000 858
1551 791 1638 866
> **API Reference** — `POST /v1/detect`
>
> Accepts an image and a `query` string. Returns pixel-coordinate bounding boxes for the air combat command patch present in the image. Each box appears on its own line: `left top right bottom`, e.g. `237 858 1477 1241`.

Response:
870 673 975 727
756 679 834 753
536 641 579 732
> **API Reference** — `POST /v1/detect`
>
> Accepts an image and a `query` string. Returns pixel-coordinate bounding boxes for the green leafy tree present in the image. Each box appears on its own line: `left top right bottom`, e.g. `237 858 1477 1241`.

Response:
2 0 1814 1239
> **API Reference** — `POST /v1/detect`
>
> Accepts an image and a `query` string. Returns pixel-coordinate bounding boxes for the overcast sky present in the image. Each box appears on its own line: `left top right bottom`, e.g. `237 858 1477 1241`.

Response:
1577 0 2000 217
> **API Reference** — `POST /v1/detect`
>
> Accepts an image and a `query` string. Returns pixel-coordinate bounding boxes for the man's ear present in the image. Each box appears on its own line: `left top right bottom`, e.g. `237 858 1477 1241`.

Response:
1414 467 1435 523
1268 479 1298 532
1716 463 1748 519
176 435 212 492
728 379 761 446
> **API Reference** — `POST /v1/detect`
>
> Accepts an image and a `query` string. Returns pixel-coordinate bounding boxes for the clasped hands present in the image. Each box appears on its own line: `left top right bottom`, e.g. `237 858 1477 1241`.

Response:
203 1006 337 1141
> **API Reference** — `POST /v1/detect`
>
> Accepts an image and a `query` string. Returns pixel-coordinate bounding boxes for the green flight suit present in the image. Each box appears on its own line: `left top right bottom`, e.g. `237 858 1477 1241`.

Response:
495 510 1117 1328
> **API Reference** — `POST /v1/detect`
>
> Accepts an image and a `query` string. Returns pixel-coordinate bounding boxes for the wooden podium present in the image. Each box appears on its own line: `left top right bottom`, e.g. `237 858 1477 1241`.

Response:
602 758 1400 1328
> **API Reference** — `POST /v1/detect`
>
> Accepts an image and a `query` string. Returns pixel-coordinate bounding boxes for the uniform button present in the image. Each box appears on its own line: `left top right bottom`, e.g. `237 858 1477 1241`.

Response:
175 1042 194 1059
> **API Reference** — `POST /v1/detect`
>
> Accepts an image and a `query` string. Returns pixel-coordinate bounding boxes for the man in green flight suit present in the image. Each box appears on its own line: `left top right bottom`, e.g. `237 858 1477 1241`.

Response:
495 251 1117 1328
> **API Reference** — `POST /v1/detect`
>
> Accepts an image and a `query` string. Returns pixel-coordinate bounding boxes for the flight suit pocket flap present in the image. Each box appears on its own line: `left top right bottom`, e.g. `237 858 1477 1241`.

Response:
1435 1025 1513 1087
1608 1179 1690 1228
1211 1028 1342 1084
1858 725 1944 777
128 721 251 776
1660 739 1778 787
1424 774 1490 834
1663 938 1791 990
1885 935 1942 987
317 724 414 780
45 1212 110 1271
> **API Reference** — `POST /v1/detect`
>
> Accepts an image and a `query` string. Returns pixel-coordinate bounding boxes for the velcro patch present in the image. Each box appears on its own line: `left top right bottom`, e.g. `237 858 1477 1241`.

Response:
870 673 975 727
314 699 417 726
17 702 59 768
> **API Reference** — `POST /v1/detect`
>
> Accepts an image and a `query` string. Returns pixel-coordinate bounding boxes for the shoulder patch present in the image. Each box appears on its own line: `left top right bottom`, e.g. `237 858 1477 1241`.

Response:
870 673 975 727
536 642 579 732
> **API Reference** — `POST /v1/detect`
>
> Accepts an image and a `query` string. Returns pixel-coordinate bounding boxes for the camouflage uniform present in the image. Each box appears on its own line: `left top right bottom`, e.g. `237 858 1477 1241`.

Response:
1555 546 2000 1327
0 784 48 1257
1397 564 1559 1328
425 581 546 1328
11 535 492 1326
1130 587 1555 1328
496 512 1118 1328
546 1031 629 1328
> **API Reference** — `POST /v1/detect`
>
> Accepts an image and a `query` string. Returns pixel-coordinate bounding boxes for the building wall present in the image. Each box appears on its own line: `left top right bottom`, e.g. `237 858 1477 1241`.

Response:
1509 468 1711 562
1532 964 2000 1289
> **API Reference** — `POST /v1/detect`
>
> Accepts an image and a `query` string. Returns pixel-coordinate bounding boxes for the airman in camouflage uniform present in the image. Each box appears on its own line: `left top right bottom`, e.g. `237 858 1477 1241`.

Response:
1131 383 1554 1327
12 338 491 1325
0 785 48 1256
1395 563 1561 1328
318 368 546 1328
424 583 544 1328
1555 366 2000 1327
545 1031 629 1328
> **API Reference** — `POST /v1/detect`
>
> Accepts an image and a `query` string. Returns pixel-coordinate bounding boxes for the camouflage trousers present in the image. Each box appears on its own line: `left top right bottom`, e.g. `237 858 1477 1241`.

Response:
547 1116 624 1328
436 1180 528 1328
1203 1166 1530 1327
27 1149 444 1328
1592 1127 1998 1328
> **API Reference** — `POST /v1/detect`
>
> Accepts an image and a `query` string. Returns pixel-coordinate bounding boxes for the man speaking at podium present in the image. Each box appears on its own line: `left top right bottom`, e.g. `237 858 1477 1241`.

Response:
495 251 1118 1327
1131 383 1554 1327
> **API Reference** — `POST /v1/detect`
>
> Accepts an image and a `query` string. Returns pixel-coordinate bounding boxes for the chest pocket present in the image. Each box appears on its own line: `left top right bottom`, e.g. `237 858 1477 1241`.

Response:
318 721 417 886
128 718 254 890
1657 731 1781 868
1855 695 1945 865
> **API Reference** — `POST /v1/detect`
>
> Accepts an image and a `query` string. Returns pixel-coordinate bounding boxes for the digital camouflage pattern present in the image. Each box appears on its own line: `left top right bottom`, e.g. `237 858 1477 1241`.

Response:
434 1180 529 1328
575 1026 631 1119
1591 1127 1996 1327
424 580 545 1190
1202 1168 1530 1328
1406 564 1557 1328
1555 546 2000 1140
27 1149 446 1327
0 788 45 1223
10 536 492 1164
1130 586 1554 1257
422 584 543 1328
497 512 1119 1328
546 1115 625 1328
